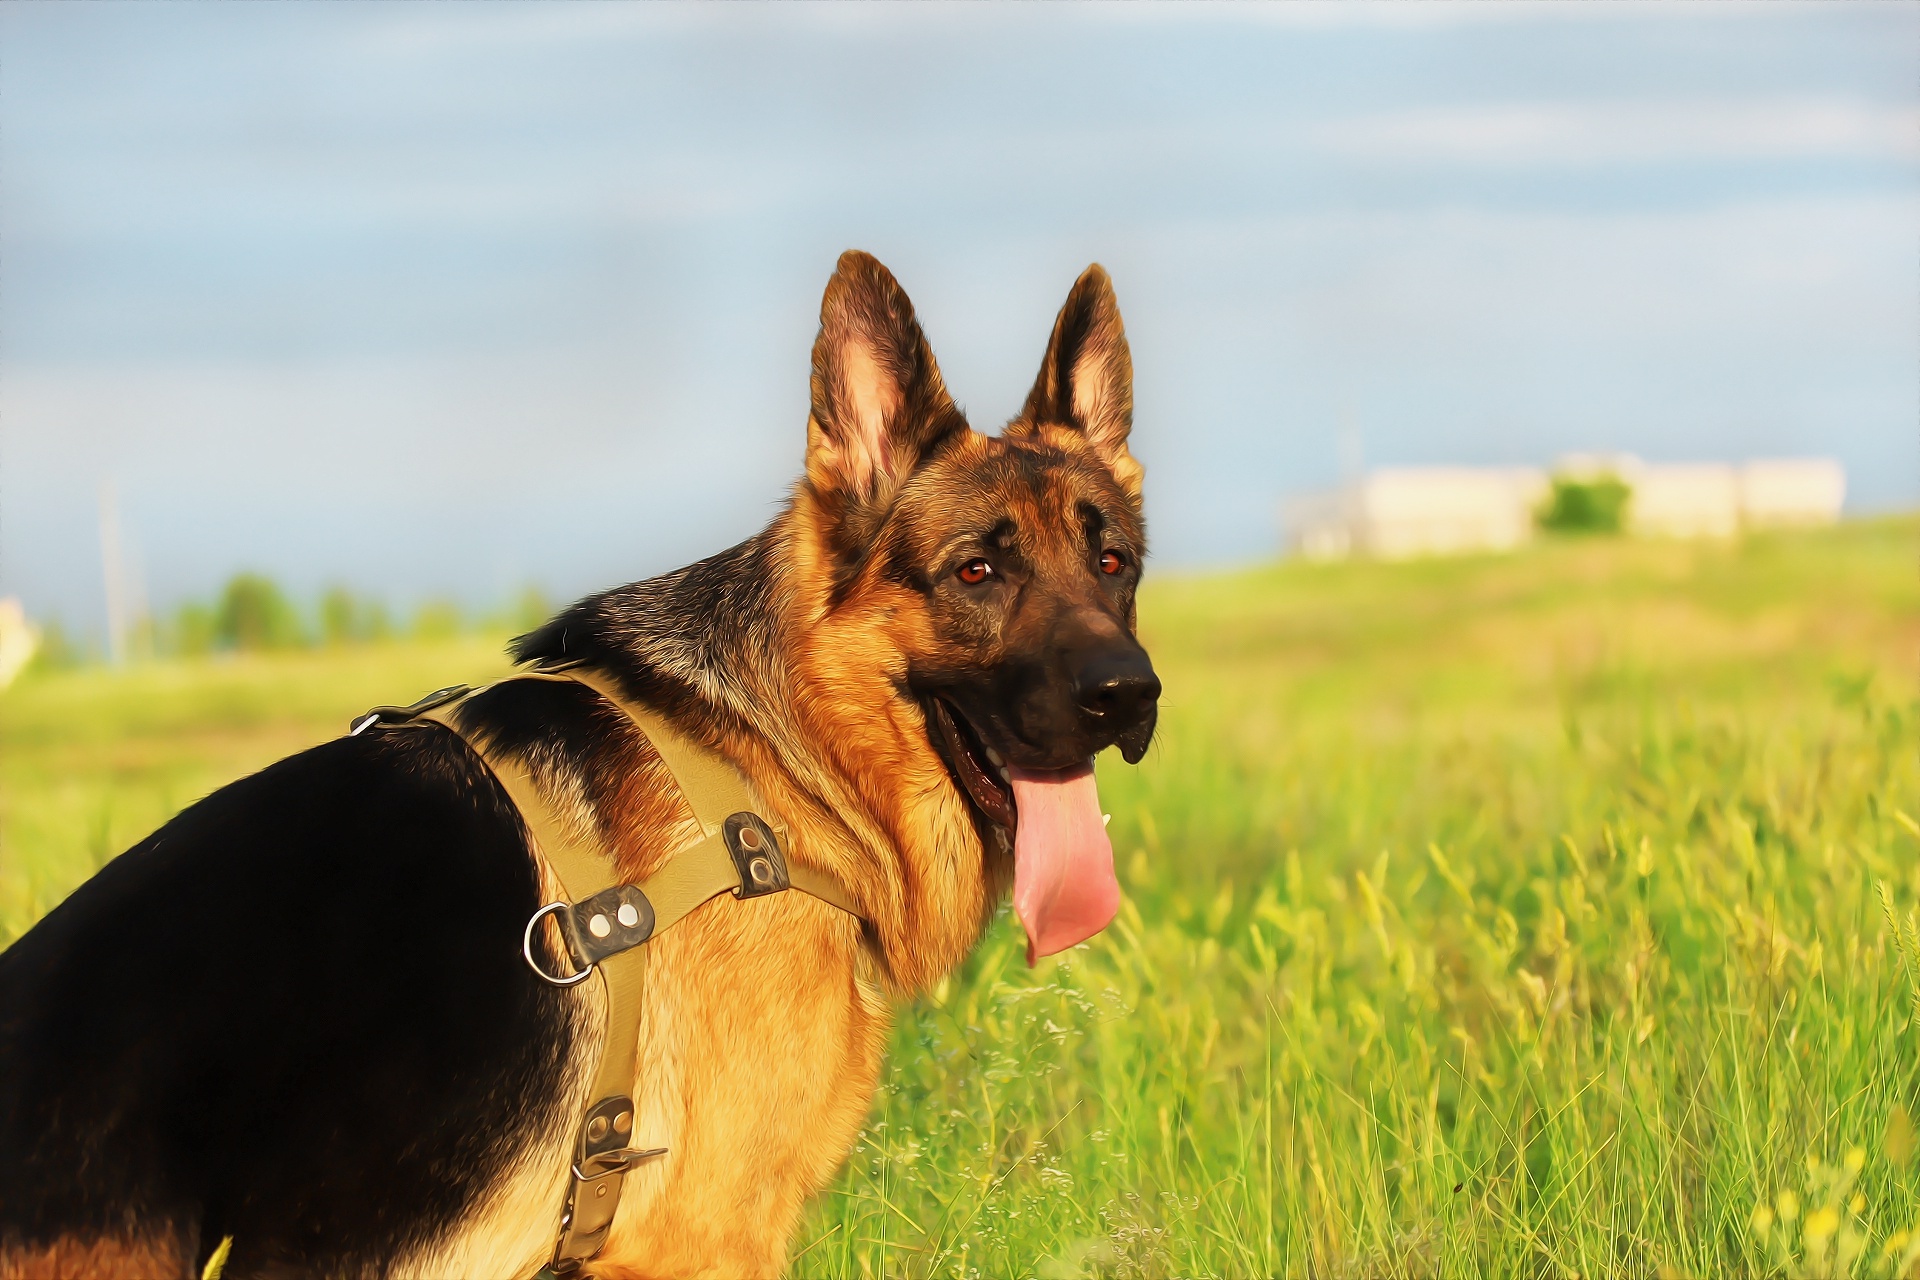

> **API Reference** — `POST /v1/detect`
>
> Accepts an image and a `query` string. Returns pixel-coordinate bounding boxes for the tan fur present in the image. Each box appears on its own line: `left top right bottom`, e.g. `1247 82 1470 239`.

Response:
547 260 1143 1275
0 1236 192 1280
585 518 980 1275
412 486 1016 1276
4 255 1142 1279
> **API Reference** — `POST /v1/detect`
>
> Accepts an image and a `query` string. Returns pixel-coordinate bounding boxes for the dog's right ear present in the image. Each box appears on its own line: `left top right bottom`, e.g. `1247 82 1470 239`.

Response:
1008 264 1142 500
805 251 967 522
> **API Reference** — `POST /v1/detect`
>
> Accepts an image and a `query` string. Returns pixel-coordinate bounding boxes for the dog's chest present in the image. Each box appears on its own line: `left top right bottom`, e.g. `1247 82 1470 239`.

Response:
400 903 887 1279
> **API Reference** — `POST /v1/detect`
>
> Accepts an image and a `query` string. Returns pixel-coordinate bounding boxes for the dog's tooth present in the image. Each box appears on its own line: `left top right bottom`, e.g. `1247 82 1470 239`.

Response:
997 765 1010 785
985 746 1004 767
1103 813 1112 827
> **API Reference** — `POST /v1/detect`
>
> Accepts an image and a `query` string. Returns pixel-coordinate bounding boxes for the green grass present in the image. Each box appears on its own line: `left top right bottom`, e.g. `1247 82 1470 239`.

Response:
5 520 1919 1278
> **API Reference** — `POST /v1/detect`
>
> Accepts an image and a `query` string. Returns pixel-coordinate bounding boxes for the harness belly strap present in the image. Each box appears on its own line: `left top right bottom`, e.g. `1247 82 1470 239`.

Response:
357 673 864 1277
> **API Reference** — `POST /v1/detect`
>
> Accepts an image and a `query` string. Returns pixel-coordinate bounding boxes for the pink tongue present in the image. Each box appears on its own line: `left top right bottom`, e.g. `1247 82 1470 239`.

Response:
1010 763 1119 965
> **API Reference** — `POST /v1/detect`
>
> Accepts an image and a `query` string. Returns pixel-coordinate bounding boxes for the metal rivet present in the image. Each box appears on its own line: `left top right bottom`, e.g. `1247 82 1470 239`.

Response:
587 1116 609 1142
617 903 639 928
595 1182 609 1198
588 913 611 938
750 857 772 884
738 824 762 851
613 1110 632 1135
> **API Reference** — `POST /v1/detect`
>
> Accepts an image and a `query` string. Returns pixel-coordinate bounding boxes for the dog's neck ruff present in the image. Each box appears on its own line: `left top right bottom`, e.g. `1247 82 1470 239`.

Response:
349 670 864 1277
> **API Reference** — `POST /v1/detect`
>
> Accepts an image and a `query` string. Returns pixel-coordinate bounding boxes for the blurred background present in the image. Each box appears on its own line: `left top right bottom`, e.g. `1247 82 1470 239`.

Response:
6 8 1920 1268
1 0 1916 653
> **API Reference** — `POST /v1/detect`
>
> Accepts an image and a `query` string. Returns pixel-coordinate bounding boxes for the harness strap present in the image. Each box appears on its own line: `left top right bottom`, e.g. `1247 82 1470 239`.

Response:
563 669 750 829
562 669 862 919
358 672 864 1276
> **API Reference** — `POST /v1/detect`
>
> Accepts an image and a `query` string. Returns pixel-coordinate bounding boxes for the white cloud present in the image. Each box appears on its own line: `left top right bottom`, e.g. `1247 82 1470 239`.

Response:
351 0 1737 58
1085 0 1673 29
1319 98 1920 166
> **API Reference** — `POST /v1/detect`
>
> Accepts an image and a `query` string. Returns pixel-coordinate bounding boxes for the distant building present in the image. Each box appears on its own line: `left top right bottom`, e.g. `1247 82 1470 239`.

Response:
1627 462 1742 539
0 598 39 690
1284 467 1548 560
1284 456 1845 560
1739 458 1847 528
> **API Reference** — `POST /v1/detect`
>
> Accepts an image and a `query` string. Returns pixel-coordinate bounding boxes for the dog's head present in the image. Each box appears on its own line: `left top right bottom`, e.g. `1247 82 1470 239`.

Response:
797 251 1159 960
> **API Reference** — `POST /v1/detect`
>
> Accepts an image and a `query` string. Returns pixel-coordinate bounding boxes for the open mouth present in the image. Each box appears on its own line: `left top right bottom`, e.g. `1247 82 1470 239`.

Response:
928 697 1015 829
925 696 1120 964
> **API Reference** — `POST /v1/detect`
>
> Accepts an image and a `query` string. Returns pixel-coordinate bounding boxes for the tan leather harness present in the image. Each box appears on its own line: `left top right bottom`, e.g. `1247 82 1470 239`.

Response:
350 671 863 1277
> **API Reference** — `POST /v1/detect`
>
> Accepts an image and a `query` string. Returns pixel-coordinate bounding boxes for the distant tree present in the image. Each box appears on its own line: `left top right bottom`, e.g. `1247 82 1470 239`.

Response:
509 585 551 635
320 585 358 646
171 602 218 657
215 573 303 651
362 599 394 642
1538 474 1631 535
321 585 398 645
411 599 462 641
28 617 82 671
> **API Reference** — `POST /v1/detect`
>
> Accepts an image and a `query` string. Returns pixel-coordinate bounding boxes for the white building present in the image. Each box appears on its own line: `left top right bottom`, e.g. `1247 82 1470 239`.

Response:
1739 458 1847 528
0 598 39 690
1607 456 1845 539
1284 456 1845 560
1627 463 1742 539
1284 467 1548 560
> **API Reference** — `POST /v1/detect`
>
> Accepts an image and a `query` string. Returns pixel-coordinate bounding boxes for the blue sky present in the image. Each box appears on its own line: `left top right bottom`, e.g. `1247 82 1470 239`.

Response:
3 1 1916 634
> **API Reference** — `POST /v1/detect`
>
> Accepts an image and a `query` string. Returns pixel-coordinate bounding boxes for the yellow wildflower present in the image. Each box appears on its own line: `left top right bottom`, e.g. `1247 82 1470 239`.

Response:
1803 1205 1839 1243
1776 1190 1800 1222
1888 1106 1916 1167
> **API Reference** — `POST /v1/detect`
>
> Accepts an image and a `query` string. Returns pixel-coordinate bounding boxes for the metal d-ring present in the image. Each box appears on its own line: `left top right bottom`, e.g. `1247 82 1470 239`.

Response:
523 901 594 987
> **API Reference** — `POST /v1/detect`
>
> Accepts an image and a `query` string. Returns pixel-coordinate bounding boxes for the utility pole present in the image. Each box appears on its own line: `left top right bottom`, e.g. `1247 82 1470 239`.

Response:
99 479 127 667
1338 404 1365 556
1338 403 1364 486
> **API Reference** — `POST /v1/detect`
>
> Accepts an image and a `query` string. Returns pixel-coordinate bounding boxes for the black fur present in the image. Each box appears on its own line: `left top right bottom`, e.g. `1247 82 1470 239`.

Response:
0 725 576 1276
513 533 783 731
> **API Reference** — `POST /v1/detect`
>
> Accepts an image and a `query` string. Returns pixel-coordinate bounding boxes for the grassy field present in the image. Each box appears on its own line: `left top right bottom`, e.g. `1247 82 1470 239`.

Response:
4 519 1919 1278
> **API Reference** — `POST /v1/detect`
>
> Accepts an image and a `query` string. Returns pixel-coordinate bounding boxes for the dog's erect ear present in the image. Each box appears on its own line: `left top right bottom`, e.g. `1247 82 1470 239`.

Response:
1009 264 1141 498
806 251 966 512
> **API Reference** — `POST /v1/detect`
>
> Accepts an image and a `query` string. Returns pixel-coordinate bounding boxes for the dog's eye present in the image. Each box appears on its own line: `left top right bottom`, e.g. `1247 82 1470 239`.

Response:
956 558 994 585
1099 549 1128 575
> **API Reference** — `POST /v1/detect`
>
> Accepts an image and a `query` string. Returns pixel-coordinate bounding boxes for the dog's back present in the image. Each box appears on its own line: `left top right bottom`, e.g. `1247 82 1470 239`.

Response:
0 727 575 1277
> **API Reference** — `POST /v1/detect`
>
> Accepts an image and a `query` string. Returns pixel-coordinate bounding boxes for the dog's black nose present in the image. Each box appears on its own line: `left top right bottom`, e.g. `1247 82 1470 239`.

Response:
1072 648 1161 729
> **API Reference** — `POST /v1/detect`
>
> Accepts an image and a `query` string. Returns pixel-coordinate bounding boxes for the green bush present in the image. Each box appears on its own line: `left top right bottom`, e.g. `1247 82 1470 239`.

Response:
214 573 304 651
319 585 393 646
505 585 552 636
169 603 218 657
1538 473 1631 534
25 618 83 672
410 599 463 641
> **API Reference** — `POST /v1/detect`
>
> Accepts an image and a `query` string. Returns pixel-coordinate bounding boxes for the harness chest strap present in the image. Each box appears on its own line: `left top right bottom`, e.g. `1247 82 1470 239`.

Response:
359 673 863 1275
561 669 858 917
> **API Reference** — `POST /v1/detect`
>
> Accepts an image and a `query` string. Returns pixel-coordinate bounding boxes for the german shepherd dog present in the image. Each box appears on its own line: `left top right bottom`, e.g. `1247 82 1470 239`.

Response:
0 252 1158 1279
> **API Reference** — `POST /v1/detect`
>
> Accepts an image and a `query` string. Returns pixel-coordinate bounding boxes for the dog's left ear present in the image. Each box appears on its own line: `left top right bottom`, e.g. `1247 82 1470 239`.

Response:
806 251 967 515
1009 264 1142 498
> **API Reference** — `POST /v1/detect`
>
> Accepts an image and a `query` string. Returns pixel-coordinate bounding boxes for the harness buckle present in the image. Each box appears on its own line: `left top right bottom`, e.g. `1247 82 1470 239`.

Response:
522 884 658 988
348 685 472 736
565 884 657 965
522 902 593 988
550 1095 663 1272
723 812 790 899
576 1145 668 1178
